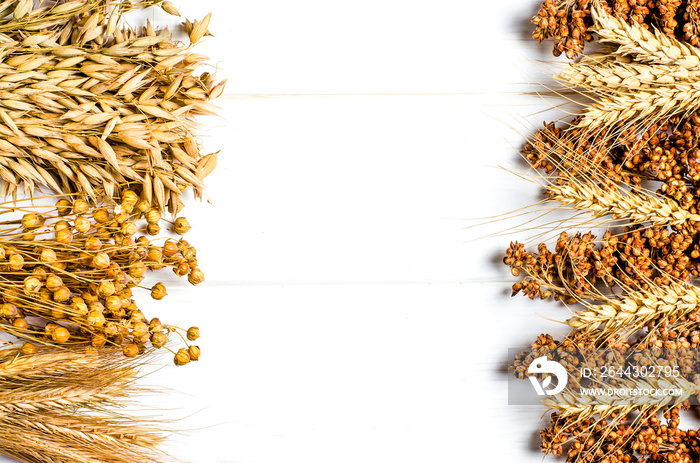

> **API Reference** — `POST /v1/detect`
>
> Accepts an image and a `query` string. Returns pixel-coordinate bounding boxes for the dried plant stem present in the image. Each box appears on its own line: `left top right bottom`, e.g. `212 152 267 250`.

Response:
0 193 203 364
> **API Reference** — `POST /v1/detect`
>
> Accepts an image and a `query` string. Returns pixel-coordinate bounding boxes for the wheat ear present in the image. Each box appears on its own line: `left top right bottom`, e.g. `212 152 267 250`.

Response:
547 180 700 227
0 347 169 463
591 5 700 70
568 282 700 337
575 81 700 130
541 376 695 420
558 55 700 90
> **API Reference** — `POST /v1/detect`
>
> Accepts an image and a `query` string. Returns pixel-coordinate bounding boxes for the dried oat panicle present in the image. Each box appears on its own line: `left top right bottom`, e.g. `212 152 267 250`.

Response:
0 0 226 213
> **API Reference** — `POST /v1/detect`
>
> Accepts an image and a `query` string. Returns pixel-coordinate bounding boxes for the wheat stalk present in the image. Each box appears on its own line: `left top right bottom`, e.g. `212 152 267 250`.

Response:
553 7 700 132
568 282 700 338
0 346 168 463
541 376 694 421
558 55 700 90
575 81 700 130
547 180 700 227
591 5 700 71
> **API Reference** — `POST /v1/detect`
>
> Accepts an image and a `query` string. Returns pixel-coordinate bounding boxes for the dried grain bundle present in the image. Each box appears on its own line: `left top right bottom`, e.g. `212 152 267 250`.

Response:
524 112 700 217
512 334 700 461
0 0 224 212
510 2 700 462
521 124 700 228
537 375 698 462
552 8 700 138
531 0 700 59
540 406 698 462
505 224 700 301
0 190 202 364
0 345 169 463
568 281 700 338
590 5 700 70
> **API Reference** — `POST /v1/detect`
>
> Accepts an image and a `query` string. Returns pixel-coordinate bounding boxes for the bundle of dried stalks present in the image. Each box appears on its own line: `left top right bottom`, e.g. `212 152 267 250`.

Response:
0 191 202 364
0 0 224 212
557 7 700 139
505 3 700 462
0 345 169 463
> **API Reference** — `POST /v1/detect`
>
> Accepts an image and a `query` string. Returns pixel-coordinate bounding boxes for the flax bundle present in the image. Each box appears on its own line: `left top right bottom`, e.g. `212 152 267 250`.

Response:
0 192 203 365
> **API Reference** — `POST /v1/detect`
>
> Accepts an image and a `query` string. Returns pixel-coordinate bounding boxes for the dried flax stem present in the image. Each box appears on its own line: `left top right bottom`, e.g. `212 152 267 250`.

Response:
0 192 203 364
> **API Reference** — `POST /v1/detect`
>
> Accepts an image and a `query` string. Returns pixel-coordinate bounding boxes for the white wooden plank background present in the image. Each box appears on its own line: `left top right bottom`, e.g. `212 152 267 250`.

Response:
1 1 595 462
